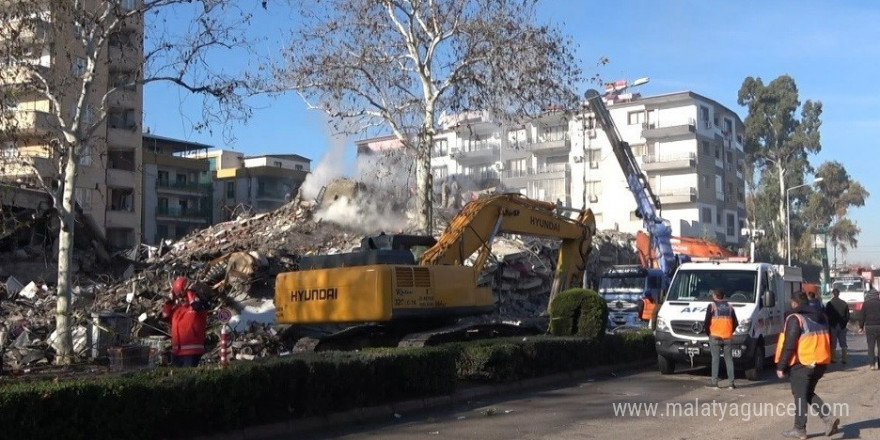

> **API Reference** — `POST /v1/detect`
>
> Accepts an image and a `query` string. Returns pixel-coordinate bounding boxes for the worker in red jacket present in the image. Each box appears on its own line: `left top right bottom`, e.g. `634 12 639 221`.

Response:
161 276 208 367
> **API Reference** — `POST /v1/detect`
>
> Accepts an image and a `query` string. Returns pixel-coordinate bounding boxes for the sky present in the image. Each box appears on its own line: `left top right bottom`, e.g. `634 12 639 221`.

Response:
142 0 880 264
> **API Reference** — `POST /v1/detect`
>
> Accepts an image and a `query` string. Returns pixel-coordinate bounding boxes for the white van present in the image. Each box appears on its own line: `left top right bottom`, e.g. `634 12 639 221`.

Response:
654 261 803 380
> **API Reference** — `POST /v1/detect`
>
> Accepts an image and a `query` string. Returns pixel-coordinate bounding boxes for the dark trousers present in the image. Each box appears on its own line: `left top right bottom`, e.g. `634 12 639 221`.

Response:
789 364 831 430
866 326 880 367
709 337 734 384
171 354 203 367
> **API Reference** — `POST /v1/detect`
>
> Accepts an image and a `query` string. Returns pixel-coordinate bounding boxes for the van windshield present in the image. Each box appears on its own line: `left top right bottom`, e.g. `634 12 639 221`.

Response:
666 270 757 303
831 279 864 292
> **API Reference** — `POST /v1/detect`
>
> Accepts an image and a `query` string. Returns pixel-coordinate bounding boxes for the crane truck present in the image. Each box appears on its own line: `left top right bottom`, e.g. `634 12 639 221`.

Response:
274 193 596 350
584 89 687 329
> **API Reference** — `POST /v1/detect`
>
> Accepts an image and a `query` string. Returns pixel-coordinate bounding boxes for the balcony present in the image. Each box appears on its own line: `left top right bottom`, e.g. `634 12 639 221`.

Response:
0 110 57 137
107 125 140 148
156 205 211 221
502 164 570 187
641 120 697 139
454 144 499 165
255 188 290 202
106 210 138 229
108 89 139 108
642 152 696 171
157 180 212 195
530 136 570 155
108 44 140 69
107 168 136 188
657 187 697 205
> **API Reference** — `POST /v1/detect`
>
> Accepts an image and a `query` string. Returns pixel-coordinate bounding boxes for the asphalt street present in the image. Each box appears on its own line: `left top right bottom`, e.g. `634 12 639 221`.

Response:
288 330 880 440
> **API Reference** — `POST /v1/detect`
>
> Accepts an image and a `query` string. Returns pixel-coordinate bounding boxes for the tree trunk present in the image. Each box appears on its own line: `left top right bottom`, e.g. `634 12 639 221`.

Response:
54 151 78 365
777 165 786 259
416 130 433 236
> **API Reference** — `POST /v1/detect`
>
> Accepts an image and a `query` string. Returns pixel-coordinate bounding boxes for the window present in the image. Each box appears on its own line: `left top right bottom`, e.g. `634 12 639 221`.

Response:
727 213 735 236
158 197 168 213
627 111 645 126
175 173 187 185
700 106 710 127
295 164 303 170
584 180 603 196
715 145 720 159
716 211 722 225
225 181 235 198
108 108 136 129
543 125 568 142
700 175 709 189
71 57 87 76
273 161 282 167
75 187 92 210
77 143 92 166
431 166 448 181
702 141 710 155
156 224 168 241
631 144 645 156
157 170 169 186
109 70 135 90
119 0 136 10
206 158 217 171
726 151 733 163
724 118 733 135
431 138 448 157
701 207 712 223
508 128 528 148
1 142 17 157
726 182 734 197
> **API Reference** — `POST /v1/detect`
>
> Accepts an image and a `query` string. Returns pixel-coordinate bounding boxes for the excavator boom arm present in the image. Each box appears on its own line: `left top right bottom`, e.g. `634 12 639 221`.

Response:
420 193 596 296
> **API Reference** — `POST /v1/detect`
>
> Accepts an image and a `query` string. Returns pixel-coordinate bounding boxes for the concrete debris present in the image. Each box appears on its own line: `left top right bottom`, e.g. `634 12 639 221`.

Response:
0 180 638 375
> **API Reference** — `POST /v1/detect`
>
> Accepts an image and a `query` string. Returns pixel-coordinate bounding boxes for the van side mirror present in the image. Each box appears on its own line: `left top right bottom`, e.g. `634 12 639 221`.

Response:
763 290 776 308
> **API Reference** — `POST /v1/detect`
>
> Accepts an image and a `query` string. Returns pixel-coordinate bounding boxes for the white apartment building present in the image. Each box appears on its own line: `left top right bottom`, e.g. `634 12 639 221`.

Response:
425 91 746 246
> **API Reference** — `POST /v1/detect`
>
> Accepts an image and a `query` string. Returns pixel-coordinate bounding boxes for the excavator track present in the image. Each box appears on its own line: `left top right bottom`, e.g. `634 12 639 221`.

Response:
397 321 542 348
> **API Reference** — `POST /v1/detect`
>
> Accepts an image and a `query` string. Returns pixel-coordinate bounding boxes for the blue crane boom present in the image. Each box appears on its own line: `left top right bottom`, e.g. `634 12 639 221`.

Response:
584 89 680 283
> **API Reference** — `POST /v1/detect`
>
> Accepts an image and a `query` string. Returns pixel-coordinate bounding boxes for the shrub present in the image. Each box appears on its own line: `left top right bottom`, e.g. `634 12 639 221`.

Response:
548 288 608 340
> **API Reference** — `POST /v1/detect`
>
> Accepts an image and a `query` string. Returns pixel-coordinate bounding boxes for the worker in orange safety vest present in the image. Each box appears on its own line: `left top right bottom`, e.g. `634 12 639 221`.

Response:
703 288 738 389
775 291 840 439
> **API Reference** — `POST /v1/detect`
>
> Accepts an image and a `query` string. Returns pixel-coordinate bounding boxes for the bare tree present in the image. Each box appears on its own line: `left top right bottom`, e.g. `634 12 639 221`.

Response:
0 0 262 364
278 0 585 235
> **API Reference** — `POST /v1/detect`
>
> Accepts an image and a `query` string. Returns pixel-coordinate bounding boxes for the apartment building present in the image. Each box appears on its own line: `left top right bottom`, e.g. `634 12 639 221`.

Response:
198 150 311 222
142 134 213 244
570 91 746 245
360 90 746 246
0 2 144 250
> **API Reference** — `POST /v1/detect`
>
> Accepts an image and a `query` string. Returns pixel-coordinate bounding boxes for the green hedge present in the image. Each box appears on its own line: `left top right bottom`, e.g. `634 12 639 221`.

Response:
548 288 608 339
0 331 654 440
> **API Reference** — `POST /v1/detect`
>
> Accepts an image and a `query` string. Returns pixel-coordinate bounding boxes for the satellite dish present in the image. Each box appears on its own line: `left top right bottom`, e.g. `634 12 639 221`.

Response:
632 77 650 87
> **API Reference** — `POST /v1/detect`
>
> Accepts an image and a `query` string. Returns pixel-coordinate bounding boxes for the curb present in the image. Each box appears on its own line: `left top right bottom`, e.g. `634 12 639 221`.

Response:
195 359 654 440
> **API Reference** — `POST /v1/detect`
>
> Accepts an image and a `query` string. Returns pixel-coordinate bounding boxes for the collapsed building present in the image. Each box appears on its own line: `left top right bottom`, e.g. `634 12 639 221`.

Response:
0 178 637 373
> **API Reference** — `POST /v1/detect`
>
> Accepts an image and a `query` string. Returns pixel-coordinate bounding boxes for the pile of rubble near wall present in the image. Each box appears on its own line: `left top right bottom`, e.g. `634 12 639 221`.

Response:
0 188 638 372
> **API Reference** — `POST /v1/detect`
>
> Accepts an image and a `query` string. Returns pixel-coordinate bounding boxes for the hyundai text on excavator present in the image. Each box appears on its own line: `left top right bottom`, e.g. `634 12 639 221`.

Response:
274 193 596 351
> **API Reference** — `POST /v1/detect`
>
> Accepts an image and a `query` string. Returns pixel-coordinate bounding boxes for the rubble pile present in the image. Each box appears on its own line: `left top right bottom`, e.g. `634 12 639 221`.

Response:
0 186 640 373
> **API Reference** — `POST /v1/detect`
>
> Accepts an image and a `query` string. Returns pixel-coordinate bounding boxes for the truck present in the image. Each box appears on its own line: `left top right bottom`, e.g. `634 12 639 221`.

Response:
601 265 664 328
654 260 803 380
274 193 596 350
830 275 868 321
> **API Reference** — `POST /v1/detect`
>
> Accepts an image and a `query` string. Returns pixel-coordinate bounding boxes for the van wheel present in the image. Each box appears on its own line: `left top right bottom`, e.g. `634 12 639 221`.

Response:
657 354 675 374
744 342 764 381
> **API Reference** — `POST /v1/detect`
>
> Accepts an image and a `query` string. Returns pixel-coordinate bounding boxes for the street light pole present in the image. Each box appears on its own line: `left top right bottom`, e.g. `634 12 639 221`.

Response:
785 177 824 266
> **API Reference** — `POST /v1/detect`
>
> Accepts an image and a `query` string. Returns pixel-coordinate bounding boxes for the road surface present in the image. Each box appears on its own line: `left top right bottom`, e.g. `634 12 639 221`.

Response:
288 330 880 440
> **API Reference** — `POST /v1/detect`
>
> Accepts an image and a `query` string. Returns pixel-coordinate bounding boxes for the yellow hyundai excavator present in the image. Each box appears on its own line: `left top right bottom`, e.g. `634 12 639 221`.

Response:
274 193 596 350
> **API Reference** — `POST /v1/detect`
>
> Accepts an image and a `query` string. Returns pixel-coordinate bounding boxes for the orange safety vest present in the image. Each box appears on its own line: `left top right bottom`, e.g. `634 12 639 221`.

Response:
640 298 655 321
774 313 831 366
708 301 734 339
